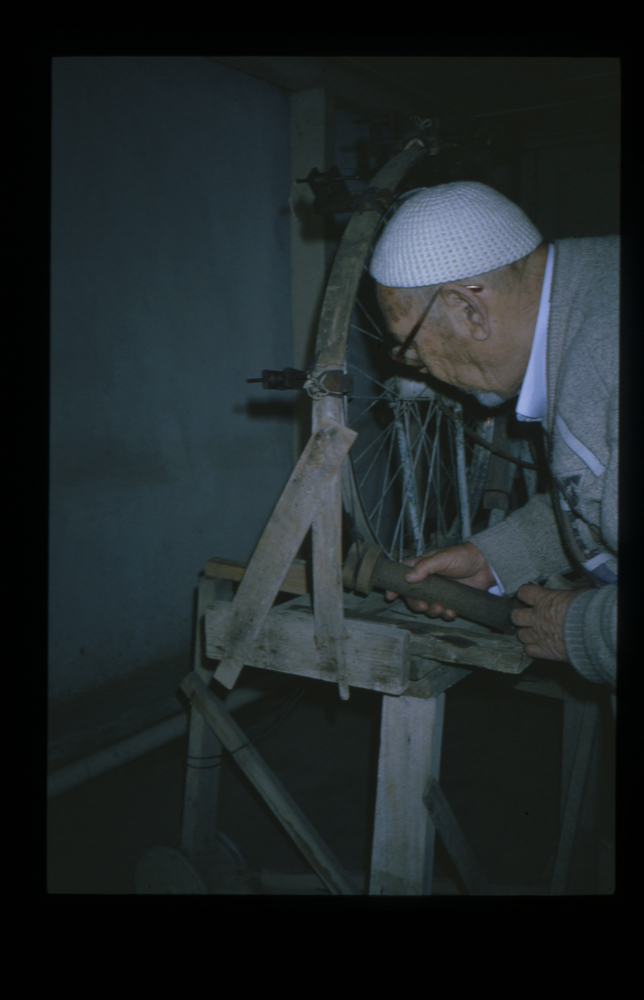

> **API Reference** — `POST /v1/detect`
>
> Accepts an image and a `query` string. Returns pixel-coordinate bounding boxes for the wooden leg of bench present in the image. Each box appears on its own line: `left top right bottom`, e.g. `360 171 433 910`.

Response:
181 575 232 863
369 692 445 895
551 695 600 894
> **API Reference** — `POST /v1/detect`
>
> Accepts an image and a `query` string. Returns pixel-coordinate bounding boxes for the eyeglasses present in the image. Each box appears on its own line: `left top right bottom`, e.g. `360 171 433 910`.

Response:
392 284 483 363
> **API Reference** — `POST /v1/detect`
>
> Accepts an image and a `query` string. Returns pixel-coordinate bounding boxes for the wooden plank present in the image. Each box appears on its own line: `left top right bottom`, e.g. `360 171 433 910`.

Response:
423 777 494 895
406 659 472 698
369 694 445 895
205 602 409 695
204 556 308 596
213 418 356 690
346 608 530 674
180 671 359 896
312 395 349 700
511 677 565 700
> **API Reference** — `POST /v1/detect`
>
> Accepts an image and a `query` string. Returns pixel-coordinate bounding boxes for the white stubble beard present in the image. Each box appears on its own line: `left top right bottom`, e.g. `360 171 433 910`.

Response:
472 390 509 408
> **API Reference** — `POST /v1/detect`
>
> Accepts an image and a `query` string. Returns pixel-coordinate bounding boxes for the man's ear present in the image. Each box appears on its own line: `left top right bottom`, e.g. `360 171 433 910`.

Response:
442 286 491 342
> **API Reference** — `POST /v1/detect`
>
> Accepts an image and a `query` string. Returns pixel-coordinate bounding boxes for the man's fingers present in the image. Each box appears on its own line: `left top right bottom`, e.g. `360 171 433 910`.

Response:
403 550 440 581
511 607 532 627
406 561 440 582
517 583 540 603
425 604 456 619
385 591 430 612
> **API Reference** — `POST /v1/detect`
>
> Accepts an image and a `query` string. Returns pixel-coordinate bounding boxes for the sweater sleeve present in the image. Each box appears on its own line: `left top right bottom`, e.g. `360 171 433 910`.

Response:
562 584 616 687
466 491 573 595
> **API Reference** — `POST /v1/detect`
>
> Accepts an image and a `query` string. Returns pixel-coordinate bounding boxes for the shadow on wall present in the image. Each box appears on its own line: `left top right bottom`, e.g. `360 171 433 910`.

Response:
238 401 295 420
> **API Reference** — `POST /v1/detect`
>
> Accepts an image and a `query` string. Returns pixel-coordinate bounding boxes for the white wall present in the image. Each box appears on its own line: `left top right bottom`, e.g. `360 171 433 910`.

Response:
49 57 294 705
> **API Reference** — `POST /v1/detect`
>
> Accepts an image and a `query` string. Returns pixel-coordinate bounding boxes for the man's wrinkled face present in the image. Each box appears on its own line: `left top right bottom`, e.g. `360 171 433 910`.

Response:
376 284 517 406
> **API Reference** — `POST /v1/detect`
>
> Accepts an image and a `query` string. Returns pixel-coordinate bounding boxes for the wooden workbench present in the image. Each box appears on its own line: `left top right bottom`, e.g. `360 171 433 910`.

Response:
183 558 583 896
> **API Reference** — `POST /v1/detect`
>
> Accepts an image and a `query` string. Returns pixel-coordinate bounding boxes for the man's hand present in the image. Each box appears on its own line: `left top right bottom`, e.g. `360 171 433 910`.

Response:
385 542 495 620
511 584 584 661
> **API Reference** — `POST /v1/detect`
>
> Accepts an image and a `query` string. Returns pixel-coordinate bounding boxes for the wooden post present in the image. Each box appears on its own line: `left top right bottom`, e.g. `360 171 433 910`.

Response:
369 692 446 895
181 671 359 895
551 695 600 894
312 395 349 699
180 575 231 863
213 418 356 691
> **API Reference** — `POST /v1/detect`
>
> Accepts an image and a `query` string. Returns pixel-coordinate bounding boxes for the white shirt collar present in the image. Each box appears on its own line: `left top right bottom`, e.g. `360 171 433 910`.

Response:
515 243 554 424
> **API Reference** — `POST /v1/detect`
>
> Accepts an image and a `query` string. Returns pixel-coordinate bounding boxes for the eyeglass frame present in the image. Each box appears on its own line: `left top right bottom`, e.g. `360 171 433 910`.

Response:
392 284 483 363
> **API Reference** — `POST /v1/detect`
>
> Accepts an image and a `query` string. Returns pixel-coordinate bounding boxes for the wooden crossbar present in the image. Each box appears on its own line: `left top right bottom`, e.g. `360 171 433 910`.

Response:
180 671 359 895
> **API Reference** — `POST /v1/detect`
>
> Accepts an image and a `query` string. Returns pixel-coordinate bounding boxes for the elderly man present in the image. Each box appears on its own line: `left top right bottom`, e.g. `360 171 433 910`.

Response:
369 182 617 687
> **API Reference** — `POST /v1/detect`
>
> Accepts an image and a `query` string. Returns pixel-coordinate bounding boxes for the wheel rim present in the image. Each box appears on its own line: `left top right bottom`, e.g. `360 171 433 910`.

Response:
309 146 494 560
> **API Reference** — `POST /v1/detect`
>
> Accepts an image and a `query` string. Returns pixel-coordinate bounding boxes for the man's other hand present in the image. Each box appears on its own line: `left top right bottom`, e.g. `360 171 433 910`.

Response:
385 541 495 620
511 583 584 661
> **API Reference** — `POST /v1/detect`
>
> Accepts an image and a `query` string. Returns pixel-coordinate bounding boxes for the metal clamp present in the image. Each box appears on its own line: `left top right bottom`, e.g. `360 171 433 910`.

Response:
304 370 354 400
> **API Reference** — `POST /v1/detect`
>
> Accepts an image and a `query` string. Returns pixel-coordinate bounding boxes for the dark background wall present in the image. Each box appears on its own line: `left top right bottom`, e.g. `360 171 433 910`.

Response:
48 54 619 753
47 57 619 895
49 57 293 706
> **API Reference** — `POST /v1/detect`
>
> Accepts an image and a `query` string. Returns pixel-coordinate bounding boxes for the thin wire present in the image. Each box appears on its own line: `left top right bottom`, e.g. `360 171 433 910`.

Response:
350 324 382 343
354 419 397 479
370 428 405 540
349 393 390 424
460 424 537 469
393 403 427 555
395 405 423 554
347 362 399 398
408 402 434 554
418 404 439 546
377 423 402 542
355 297 386 341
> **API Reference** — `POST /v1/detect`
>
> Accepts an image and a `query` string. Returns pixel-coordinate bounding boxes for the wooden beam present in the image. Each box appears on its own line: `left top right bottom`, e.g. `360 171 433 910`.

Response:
312 395 349 699
347 608 530 674
180 575 231 863
180 671 359 895
550 696 600 894
205 601 409 696
370 694 445 895
204 556 308 596
212 418 356 691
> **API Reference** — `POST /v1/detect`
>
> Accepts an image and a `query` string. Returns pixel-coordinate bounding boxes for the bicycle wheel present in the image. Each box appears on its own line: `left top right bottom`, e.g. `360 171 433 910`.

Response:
341 284 496 559
342 329 495 560
310 146 496 561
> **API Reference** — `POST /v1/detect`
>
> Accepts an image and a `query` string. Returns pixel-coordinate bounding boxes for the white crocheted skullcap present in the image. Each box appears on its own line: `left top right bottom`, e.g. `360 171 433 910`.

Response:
369 181 542 287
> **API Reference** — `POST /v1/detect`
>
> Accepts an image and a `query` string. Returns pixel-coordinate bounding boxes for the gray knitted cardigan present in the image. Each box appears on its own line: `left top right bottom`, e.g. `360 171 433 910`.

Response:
469 237 618 687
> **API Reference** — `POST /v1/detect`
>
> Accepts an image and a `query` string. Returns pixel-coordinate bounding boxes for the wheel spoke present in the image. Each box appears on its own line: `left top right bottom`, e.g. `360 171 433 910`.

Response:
348 362 399 398
373 424 401 538
355 297 386 342
356 423 397 492
350 323 383 343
